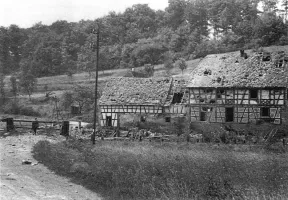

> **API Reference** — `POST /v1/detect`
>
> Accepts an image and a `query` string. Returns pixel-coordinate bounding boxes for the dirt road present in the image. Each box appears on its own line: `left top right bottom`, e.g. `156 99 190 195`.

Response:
0 133 102 200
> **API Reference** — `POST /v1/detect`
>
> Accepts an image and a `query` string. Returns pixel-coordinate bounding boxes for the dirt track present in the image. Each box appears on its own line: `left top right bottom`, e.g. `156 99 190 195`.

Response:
0 132 101 200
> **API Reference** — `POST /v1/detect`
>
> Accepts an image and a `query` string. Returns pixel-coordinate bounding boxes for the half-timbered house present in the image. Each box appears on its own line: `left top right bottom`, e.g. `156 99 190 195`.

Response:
99 77 171 127
187 50 288 125
99 77 189 127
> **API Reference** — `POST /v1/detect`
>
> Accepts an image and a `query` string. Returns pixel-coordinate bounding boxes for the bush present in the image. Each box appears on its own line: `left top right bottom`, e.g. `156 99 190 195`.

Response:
2 101 41 116
33 140 288 199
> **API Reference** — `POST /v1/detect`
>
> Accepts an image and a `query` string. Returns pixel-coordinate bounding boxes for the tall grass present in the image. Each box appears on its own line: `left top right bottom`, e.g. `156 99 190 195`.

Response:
33 140 288 199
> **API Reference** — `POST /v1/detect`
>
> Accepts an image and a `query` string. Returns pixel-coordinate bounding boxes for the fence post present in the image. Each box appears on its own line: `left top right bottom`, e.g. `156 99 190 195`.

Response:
60 121 69 138
6 118 14 132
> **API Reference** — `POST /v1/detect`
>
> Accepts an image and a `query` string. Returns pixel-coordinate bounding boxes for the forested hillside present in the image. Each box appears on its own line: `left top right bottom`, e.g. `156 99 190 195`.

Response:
0 0 288 78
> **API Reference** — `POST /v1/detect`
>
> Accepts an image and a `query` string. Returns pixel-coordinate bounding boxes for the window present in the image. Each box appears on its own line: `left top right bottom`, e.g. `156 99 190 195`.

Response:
250 89 258 99
200 107 213 121
261 107 270 117
172 93 184 104
106 116 112 126
225 107 234 122
165 117 171 122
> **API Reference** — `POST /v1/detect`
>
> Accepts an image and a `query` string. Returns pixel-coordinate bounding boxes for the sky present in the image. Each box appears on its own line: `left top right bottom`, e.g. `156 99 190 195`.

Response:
0 0 168 28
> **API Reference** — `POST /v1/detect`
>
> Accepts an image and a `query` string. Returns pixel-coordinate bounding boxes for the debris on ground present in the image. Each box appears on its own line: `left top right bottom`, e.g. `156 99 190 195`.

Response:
22 160 32 165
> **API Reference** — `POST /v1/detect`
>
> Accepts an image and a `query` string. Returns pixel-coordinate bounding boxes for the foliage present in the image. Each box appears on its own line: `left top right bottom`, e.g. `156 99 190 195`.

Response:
174 58 187 74
19 68 37 99
0 73 5 103
10 76 18 97
163 51 174 76
143 64 154 77
61 85 94 113
2 100 41 116
1 1 288 77
33 140 288 200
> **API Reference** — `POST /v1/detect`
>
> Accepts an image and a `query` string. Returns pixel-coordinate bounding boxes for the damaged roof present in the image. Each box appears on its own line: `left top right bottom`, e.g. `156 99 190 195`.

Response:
99 77 172 105
164 77 189 106
187 50 288 88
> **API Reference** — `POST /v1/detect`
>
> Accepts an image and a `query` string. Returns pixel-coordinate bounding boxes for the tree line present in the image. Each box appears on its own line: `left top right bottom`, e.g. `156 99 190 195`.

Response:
0 0 288 79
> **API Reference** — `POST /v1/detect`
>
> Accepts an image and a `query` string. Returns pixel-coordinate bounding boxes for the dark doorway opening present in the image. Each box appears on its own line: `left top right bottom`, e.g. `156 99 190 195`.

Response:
225 107 234 122
200 112 206 121
165 117 171 122
172 93 184 104
106 116 112 126
261 107 270 117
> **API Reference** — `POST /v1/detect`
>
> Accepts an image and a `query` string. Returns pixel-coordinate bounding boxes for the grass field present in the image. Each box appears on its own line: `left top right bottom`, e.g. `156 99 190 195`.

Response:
33 139 288 200
3 59 201 97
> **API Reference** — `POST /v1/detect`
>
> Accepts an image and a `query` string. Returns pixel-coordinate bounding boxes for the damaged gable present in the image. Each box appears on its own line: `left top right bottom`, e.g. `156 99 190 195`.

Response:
188 49 288 88
165 77 189 106
99 77 172 105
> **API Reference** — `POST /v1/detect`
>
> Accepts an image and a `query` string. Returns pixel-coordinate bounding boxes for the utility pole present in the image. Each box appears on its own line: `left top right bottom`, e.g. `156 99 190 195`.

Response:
91 23 100 145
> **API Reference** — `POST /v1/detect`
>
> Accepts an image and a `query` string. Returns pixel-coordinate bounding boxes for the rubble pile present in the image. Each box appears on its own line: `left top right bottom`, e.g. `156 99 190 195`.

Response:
100 77 172 105
188 51 288 88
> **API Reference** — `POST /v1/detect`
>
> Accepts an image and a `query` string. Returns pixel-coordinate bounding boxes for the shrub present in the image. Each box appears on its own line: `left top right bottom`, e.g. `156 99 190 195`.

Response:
33 140 288 200
2 101 41 117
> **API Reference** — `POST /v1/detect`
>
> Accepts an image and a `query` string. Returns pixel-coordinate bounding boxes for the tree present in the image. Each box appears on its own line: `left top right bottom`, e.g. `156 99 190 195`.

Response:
165 0 188 30
10 76 18 98
163 52 174 76
19 71 37 100
143 64 155 77
0 73 5 103
175 58 187 74
132 41 167 67
71 85 94 113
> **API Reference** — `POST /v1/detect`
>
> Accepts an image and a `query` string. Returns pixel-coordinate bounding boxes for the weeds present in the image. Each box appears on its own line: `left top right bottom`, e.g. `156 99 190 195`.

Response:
33 140 288 199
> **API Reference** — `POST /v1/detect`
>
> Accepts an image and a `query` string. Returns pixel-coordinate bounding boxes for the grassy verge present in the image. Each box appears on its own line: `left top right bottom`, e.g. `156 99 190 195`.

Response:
33 139 288 200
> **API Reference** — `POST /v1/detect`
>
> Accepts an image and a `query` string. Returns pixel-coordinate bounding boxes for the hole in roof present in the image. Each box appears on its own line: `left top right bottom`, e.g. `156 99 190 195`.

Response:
210 99 216 104
172 93 184 104
262 53 271 61
204 69 212 76
235 60 239 63
205 89 213 93
217 77 222 83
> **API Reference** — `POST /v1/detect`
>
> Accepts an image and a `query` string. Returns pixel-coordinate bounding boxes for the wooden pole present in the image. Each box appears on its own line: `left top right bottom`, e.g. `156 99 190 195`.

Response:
117 113 120 137
92 23 100 145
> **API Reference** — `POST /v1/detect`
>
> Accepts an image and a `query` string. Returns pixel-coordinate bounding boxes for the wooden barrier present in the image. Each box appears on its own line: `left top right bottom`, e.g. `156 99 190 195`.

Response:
1 118 61 131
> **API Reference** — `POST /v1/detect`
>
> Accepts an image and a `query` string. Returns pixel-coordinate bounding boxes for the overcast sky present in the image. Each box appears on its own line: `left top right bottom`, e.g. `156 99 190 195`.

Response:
0 0 168 28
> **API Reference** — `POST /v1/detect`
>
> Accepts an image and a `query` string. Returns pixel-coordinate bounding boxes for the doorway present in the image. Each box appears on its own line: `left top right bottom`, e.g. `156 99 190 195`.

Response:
106 116 112 126
225 107 234 122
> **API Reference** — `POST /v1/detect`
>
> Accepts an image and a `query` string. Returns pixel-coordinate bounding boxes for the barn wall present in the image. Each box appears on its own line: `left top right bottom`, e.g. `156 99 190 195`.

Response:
189 87 286 125
189 88 285 105
190 105 282 124
164 105 186 115
100 105 163 127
